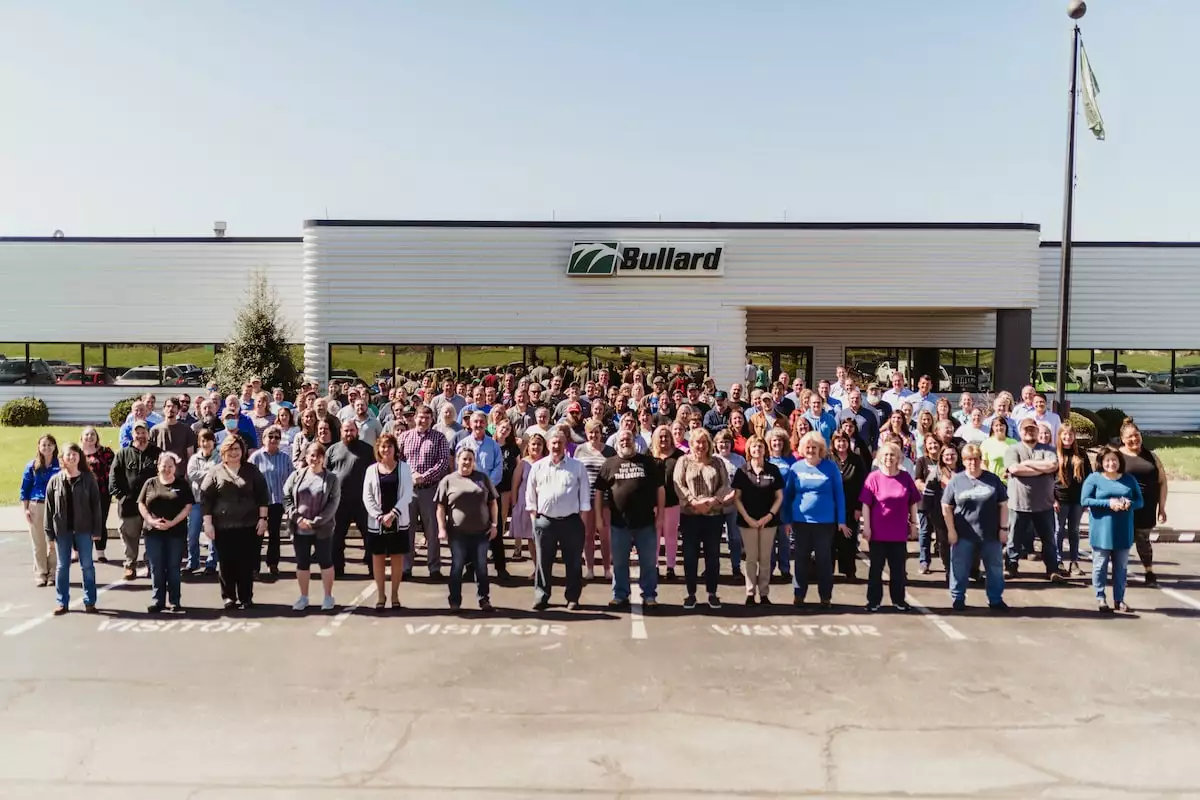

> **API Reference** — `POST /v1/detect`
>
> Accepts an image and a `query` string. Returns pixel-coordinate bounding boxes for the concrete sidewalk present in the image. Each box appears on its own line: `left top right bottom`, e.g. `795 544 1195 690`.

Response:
4 481 1200 539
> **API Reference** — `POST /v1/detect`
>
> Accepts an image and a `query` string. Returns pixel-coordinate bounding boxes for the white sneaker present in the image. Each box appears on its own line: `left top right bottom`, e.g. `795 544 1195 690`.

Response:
292 596 309 612
321 596 336 611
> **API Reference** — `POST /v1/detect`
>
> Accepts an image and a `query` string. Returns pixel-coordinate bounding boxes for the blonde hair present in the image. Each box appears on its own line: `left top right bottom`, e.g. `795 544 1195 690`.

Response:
961 443 983 461
766 427 792 457
650 424 674 458
688 427 714 456
797 431 828 459
877 441 902 461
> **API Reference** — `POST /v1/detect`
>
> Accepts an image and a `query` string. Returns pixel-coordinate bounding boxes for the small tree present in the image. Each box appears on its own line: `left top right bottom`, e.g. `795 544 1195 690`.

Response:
214 272 300 397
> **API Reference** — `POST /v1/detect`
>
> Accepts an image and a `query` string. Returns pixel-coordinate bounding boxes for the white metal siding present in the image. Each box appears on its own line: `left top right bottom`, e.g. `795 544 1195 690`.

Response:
0 241 304 341
0 386 154 424
747 309 996 384
1032 246 1200 348
1063 393 1200 433
303 225 1040 389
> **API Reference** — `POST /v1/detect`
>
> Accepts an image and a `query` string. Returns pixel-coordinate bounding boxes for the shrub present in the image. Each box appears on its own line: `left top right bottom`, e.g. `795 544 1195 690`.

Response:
0 397 50 427
109 396 141 427
213 272 300 396
1071 407 1105 441
1094 407 1128 443
1066 411 1098 446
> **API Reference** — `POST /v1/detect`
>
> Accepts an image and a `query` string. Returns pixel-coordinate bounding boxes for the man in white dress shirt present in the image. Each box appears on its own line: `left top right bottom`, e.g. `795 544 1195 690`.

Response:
525 430 592 611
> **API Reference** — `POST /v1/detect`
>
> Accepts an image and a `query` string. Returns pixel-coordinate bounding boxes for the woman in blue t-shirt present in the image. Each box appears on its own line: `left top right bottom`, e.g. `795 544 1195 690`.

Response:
780 432 848 609
1081 446 1144 614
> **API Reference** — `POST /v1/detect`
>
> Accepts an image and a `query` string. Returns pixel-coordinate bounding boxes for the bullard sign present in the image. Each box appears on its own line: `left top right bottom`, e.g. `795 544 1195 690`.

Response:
567 242 725 277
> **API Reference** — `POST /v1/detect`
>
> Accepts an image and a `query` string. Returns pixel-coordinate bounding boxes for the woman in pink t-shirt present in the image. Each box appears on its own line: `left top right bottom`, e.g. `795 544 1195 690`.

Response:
859 442 920 612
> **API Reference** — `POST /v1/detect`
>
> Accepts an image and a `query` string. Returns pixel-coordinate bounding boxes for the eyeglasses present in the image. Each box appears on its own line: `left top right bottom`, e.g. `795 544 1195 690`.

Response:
267 434 282 440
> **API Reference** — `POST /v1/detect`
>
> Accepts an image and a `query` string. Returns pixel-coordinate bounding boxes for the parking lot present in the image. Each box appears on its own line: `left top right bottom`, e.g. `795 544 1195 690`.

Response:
1 531 1199 798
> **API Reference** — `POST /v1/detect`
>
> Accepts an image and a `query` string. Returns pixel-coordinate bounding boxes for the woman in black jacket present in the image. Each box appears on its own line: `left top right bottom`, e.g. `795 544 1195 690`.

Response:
830 432 867 581
44 444 104 615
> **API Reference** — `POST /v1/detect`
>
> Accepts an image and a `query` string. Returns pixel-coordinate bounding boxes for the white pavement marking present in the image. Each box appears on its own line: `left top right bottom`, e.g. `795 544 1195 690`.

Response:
315 585 374 637
1179 533 1197 543
630 580 647 640
904 592 968 641
854 552 967 641
2 579 128 637
1159 587 1200 612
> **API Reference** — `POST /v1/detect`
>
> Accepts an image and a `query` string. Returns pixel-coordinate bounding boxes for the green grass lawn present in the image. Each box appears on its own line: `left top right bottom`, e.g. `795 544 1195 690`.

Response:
0 426 121 505
1145 435 1200 481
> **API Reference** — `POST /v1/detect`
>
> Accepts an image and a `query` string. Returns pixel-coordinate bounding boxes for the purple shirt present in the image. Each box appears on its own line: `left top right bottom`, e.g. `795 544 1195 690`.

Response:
859 470 920 543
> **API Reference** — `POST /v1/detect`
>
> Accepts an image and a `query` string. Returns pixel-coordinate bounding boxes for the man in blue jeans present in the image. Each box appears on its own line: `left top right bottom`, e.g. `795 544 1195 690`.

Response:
592 429 665 610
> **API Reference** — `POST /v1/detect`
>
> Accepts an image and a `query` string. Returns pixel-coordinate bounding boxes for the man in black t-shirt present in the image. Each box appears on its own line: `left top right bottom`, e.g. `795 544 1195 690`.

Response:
592 429 665 610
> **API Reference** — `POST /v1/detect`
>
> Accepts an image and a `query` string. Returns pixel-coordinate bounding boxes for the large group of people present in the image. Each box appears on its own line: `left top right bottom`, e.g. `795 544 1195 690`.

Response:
19 361 1169 617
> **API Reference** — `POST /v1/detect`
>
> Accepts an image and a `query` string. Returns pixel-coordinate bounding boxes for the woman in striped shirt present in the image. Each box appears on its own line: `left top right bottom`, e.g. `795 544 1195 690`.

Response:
574 420 616 580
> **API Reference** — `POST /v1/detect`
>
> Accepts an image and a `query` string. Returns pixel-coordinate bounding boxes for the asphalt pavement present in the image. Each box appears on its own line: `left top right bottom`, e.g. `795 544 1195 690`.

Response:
1 531 1199 798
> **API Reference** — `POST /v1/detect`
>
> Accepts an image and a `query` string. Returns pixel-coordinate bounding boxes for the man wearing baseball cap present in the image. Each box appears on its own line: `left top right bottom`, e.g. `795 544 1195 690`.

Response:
702 391 732 435
1003 416 1065 584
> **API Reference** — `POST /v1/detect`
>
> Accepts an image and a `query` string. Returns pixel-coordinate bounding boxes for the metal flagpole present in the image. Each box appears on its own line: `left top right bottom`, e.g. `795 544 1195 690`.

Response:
1054 21 1083 417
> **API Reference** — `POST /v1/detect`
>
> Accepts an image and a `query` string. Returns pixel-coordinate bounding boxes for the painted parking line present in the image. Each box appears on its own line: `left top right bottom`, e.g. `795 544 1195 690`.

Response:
630 581 647 640
1159 586 1200 612
315 585 375 637
854 553 967 641
2 579 128 637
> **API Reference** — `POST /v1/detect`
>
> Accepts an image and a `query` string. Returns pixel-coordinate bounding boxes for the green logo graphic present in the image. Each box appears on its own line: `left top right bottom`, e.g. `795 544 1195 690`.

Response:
567 242 621 276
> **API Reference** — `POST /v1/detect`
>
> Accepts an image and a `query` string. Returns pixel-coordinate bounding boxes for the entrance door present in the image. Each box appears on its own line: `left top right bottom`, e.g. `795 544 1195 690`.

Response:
745 348 813 389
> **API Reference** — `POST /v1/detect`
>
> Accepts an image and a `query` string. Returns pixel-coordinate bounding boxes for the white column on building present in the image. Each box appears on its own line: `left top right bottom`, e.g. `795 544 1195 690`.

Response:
302 233 328 386
710 305 747 391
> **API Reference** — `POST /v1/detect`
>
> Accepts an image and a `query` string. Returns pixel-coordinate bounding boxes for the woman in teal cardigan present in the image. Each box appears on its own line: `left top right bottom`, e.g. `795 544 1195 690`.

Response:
1081 447 1144 614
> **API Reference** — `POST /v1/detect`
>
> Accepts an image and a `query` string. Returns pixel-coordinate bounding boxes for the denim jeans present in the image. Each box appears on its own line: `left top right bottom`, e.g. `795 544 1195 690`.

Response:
186 503 218 570
723 511 742 572
610 524 659 602
1007 510 1057 575
1056 502 1083 564
145 535 185 607
54 532 97 607
1092 547 1130 606
917 510 935 567
950 537 1004 605
449 532 491 606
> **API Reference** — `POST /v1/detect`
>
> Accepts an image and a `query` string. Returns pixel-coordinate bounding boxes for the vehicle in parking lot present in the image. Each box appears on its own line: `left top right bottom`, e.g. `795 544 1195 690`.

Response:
329 368 359 382
42 359 74 377
0 359 57 385
57 369 114 386
1033 369 1081 394
115 365 194 386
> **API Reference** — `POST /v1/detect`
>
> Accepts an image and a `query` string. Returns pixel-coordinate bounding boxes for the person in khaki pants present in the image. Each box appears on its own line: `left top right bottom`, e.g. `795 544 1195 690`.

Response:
110 421 162 580
731 435 784 605
20 435 61 586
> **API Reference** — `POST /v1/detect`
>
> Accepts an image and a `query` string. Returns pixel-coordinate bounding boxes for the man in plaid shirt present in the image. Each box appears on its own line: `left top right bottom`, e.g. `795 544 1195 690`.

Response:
396 405 453 578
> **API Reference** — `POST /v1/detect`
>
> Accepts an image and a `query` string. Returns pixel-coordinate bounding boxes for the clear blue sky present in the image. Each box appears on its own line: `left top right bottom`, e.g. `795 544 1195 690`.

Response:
1 1 1195 239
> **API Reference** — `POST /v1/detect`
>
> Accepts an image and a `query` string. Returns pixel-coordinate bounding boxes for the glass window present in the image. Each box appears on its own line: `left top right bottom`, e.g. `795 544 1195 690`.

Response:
395 345 456 381
1173 350 1200 393
0 344 30 384
28 344 82 385
591 346 630 381
329 344 391 383
107 344 161 386
657 346 707 380
460 345 521 379
845 348 911 386
84 344 105 380
161 345 215 387
778 348 810 389
1116 350 1163 393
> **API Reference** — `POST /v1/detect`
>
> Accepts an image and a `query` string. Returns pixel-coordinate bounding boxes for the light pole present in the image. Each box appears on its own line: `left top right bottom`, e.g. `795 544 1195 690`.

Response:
1054 0 1087 417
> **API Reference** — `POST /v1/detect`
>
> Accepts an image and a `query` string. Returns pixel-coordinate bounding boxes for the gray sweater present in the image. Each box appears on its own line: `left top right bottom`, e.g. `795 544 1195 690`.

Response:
283 467 341 540
44 470 105 540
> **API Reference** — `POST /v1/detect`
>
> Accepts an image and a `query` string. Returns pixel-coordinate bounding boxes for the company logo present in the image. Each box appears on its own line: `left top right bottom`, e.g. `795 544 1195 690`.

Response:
567 241 725 277
567 242 622 275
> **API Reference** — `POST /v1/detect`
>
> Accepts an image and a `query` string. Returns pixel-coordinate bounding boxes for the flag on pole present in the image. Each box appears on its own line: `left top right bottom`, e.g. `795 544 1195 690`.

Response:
1079 42 1105 140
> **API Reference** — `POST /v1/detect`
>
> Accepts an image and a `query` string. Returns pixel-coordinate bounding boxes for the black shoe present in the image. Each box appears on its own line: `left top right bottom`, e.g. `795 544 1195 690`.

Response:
223 599 237 610
169 605 185 614
819 599 832 610
779 571 792 582
334 568 346 579
449 603 461 613
203 567 217 577
240 600 255 610
565 600 580 611
665 569 677 582
479 599 495 613
146 603 164 614
732 569 744 581
533 600 550 611
643 599 659 610
402 569 413 580
745 595 757 606
707 594 722 609
989 601 1010 613
1117 601 1133 613
952 599 966 611
793 596 804 608
495 570 511 582
429 569 444 580
893 602 912 612
1144 572 1158 587
463 567 476 583
1004 565 1019 578
1098 601 1114 614
866 603 880 613
683 595 697 610
759 596 772 606
608 598 631 610
971 573 984 585
1048 572 1066 584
